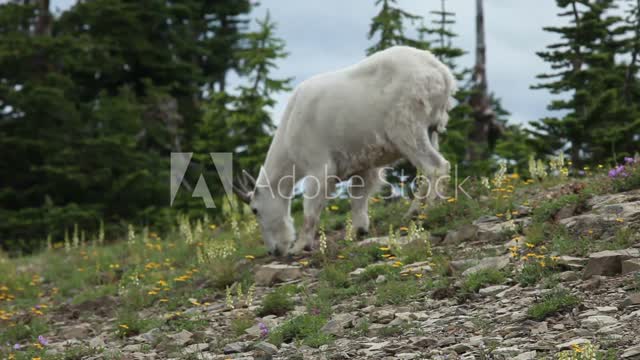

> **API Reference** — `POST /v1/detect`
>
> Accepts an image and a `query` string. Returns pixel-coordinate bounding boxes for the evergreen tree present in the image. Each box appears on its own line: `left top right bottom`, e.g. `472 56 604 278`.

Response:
367 0 427 55
0 0 258 252
195 12 291 181
531 0 636 164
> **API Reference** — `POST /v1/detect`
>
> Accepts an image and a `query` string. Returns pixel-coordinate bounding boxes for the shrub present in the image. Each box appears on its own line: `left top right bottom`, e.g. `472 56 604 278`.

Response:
268 314 332 348
115 311 160 338
517 262 554 287
532 193 585 224
356 264 399 283
231 314 254 337
257 286 295 317
461 268 506 293
527 288 580 320
320 264 351 288
376 279 419 305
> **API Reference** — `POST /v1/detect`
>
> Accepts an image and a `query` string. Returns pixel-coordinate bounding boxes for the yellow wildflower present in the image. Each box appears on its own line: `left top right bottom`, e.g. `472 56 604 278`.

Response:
245 255 255 260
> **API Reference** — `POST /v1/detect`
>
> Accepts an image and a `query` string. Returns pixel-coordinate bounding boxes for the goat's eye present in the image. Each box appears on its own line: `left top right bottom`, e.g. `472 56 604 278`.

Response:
252 208 258 215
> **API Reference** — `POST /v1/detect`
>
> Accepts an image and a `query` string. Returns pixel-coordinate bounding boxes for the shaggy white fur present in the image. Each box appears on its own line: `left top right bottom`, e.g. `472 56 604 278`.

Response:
244 46 457 256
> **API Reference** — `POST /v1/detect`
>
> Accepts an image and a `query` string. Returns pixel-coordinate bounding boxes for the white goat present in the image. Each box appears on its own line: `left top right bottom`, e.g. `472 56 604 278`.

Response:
234 46 456 256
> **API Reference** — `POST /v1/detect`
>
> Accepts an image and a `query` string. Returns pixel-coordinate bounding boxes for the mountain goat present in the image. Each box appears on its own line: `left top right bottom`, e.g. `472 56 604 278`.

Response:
234 46 456 256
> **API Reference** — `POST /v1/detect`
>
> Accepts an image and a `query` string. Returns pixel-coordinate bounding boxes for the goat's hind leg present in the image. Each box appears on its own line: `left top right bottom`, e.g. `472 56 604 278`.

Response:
349 168 384 238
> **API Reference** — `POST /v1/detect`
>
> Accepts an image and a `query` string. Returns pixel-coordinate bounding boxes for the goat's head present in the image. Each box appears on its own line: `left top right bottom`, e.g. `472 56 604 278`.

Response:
233 171 295 257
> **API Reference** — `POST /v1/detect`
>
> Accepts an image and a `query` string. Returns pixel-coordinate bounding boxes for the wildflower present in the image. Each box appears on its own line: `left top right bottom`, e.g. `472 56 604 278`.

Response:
418 213 427 220
624 157 635 165
148 290 158 295
379 246 390 251
329 205 339 211
119 324 129 329
209 224 217 230
13 343 21 350
259 322 269 337
319 226 328 255
496 213 504 217
381 254 391 258
32 358 42 360
298 260 309 266
337 255 345 259
157 280 168 287
609 165 628 178
159 298 169 303
399 226 409 232
414 273 423 278
526 243 535 248
447 197 456 203
616 218 624 223
539 261 546 267
189 298 201 306
244 255 255 260
392 261 403 268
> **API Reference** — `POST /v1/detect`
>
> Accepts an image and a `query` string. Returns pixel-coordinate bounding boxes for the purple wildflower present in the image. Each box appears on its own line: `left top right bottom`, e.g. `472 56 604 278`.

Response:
258 322 269 337
609 165 628 178
624 157 634 165
38 335 48 346
13 343 21 350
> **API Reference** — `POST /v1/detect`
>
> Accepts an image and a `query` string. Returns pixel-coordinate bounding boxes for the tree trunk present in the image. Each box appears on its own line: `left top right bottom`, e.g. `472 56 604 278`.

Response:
35 0 51 36
467 0 495 162
623 0 640 105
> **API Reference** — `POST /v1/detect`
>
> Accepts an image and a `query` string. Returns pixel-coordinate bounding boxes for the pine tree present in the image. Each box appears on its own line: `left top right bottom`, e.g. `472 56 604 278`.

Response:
195 12 291 181
531 0 634 164
366 0 427 55
417 0 473 172
422 0 465 70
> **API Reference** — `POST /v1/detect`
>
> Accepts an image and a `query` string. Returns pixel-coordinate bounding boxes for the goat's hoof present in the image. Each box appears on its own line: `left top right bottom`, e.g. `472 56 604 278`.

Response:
356 228 369 239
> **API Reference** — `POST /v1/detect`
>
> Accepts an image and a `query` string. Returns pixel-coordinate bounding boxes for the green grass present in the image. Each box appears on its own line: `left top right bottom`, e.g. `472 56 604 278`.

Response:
532 193 586 224
115 310 162 338
356 264 399 283
461 268 506 293
420 196 484 236
527 288 580 320
320 264 352 288
268 314 332 348
599 228 637 251
257 286 295 317
376 279 420 305
549 225 591 256
0 317 49 345
231 314 255 337
517 261 557 287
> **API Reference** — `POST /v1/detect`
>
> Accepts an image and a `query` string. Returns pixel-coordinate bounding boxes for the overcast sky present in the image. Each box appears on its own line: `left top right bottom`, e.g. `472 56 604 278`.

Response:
50 0 571 126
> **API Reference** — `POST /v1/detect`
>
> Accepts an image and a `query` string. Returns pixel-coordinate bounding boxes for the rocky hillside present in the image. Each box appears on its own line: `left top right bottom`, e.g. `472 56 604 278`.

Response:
1 164 640 360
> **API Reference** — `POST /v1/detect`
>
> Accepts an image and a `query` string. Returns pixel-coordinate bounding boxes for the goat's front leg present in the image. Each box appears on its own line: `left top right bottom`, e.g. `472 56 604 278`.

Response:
350 168 383 237
392 126 450 218
288 172 336 255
